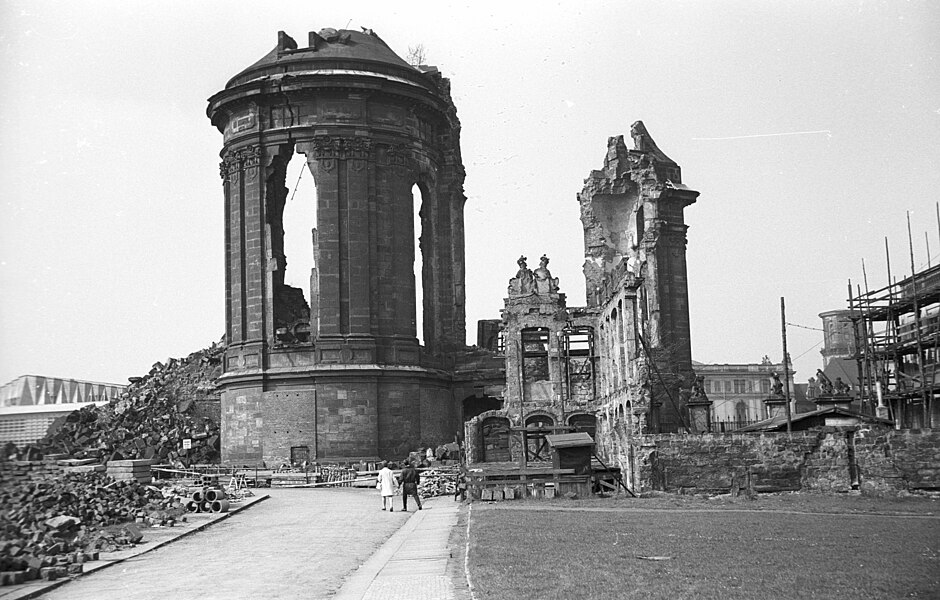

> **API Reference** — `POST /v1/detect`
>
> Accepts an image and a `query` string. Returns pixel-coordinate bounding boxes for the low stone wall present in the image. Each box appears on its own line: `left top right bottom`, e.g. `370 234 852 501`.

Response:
630 427 939 496
855 428 940 495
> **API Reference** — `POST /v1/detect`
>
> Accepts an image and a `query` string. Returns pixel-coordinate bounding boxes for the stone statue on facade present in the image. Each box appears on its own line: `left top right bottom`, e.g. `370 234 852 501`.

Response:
770 372 784 396
833 377 850 395
816 369 834 395
533 254 559 294
690 375 709 402
508 255 535 296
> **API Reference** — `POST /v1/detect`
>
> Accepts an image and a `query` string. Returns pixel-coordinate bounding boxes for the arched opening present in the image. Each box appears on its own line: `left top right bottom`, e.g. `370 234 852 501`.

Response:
411 184 425 345
481 416 511 463
524 414 555 462
568 413 597 440
736 401 749 424
283 153 317 299
463 394 502 422
271 151 317 344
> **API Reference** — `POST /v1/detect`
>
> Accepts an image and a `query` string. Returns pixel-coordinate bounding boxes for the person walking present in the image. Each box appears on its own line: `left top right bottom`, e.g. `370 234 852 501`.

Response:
454 464 468 502
400 460 422 511
377 460 397 511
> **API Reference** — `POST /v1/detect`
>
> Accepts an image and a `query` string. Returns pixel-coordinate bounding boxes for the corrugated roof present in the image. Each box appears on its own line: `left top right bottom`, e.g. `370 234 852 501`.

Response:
545 432 595 448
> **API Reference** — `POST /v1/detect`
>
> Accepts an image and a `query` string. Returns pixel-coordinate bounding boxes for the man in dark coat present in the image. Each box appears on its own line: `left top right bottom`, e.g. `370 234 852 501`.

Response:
400 460 422 511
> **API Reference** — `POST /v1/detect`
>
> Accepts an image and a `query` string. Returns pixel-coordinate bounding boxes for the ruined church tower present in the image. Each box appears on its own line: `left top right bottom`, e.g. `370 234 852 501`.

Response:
207 28 467 464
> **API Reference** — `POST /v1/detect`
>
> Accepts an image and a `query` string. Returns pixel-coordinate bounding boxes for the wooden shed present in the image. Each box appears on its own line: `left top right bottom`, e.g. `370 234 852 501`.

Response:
545 432 594 476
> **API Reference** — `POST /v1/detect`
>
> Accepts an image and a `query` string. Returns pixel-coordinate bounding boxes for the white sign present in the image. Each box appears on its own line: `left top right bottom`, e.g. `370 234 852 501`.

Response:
182 439 192 450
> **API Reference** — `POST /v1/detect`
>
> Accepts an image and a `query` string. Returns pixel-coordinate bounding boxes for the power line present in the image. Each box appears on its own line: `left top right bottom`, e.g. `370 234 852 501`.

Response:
792 338 825 361
786 322 824 332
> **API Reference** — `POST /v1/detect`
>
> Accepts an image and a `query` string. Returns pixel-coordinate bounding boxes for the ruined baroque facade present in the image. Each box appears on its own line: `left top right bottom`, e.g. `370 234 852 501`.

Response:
465 124 699 471
208 28 698 468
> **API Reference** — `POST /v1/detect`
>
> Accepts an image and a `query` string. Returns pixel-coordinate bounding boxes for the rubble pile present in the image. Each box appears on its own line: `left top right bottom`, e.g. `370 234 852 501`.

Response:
38 342 225 466
0 470 184 583
418 467 458 498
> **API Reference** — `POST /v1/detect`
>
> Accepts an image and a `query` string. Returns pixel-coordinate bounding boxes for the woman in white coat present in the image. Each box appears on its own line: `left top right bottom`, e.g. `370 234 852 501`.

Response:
376 460 398 511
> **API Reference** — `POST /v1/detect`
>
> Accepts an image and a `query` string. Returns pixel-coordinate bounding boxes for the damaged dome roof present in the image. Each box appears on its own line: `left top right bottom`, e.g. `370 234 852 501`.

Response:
225 28 423 89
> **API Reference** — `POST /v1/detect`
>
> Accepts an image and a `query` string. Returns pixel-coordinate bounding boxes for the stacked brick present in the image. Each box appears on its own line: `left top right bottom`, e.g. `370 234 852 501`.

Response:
417 468 458 498
106 459 153 484
37 342 224 466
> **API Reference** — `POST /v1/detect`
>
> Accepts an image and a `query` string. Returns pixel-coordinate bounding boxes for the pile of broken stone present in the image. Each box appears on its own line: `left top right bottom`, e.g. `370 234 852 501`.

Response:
38 342 225 466
0 468 187 585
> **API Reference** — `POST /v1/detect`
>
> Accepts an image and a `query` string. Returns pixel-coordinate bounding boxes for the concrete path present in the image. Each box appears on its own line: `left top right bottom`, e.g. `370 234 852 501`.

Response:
32 487 417 600
332 496 468 600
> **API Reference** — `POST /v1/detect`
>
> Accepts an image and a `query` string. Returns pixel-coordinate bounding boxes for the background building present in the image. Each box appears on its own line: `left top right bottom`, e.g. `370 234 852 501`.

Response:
692 359 797 431
207 28 482 465
0 375 124 446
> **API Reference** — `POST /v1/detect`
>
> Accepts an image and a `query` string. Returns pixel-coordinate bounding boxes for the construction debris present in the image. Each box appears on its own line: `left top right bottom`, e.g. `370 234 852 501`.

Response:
417 467 458 498
36 342 225 466
0 466 186 586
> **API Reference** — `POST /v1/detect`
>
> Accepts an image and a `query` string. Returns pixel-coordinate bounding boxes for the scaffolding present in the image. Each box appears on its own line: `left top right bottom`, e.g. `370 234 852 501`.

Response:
849 263 940 429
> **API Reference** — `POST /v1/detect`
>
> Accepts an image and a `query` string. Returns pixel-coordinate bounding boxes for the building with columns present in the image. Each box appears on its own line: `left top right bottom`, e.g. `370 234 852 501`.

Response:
207 28 473 464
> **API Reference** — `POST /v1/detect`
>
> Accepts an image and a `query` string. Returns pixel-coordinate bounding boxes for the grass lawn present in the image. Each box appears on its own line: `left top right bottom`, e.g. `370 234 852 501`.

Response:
465 494 940 599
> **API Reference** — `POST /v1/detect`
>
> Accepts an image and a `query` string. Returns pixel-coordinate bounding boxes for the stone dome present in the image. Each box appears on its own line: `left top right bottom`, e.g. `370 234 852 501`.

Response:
224 28 426 90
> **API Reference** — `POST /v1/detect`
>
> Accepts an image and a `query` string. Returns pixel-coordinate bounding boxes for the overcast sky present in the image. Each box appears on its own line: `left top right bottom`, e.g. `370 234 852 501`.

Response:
1 1 938 387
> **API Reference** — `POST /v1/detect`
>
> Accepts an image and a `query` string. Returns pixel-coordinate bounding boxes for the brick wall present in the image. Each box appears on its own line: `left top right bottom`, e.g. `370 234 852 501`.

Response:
220 387 264 464
262 390 318 466
627 427 938 496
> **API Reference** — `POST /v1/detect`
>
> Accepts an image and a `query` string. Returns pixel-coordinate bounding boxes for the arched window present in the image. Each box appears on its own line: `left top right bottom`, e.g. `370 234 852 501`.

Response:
568 413 597 439
481 416 511 462
411 184 426 345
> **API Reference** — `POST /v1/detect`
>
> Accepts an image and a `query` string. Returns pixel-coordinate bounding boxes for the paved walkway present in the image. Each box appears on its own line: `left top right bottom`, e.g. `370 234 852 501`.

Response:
30 488 427 599
333 496 467 600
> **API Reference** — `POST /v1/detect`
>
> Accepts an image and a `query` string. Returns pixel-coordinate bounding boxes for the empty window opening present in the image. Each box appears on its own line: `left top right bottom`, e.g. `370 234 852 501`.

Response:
463 394 502 422
481 416 511 462
283 153 317 297
524 414 555 462
412 184 425 345
567 413 597 439
563 327 596 404
274 153 317 343
522 328 550 383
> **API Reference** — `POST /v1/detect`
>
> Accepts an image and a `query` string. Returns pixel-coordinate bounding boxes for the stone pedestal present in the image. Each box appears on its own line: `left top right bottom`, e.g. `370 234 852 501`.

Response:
687 399 713 434
763 395 788 420
814 394 852 411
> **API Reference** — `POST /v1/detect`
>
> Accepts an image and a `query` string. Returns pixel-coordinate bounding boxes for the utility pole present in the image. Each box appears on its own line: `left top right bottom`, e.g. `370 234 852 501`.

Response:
781 297 793 435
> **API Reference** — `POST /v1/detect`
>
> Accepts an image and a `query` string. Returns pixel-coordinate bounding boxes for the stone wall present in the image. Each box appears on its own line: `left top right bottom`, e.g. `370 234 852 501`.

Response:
855 428 940 495
628 427 938 496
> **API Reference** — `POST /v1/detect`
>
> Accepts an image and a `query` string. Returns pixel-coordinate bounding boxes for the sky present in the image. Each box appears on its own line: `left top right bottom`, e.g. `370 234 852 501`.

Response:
1 1 938 388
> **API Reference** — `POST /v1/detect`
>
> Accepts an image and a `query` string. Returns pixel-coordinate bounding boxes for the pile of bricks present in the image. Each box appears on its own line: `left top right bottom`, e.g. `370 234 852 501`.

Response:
0 467 183 586
38 342 225 466
417 467 458 498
